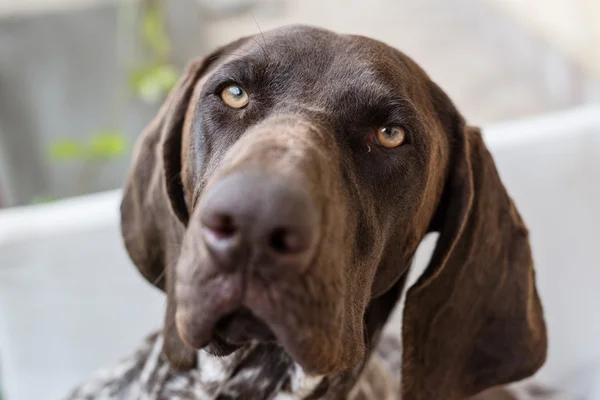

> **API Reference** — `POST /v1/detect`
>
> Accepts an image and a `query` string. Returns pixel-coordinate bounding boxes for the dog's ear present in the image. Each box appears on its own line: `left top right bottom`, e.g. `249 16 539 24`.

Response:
121 38 248 369
120 60 201 289
120 39 246 289
401 82 547 399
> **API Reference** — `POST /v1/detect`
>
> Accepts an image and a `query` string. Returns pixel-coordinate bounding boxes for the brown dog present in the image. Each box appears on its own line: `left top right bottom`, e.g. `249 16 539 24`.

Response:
120 25 547 399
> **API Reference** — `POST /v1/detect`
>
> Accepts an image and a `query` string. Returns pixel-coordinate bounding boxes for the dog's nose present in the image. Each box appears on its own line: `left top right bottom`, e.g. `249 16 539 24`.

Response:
199 172 319 273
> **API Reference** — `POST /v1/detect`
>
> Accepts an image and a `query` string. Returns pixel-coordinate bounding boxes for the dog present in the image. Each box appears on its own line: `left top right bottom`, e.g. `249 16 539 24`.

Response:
113 25 547 399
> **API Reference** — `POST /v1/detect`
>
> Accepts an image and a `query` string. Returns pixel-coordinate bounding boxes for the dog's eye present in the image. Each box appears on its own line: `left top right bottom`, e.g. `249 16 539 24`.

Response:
220 85 249 109
375 126 406 148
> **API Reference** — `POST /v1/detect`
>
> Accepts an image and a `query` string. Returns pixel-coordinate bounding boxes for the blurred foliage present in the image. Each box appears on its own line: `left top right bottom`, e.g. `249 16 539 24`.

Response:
128 63 178 103
129 0 180 103
42 0 179 202
89 131 128 160
49 139 83 160
50 131 127 162
141 6 170 58
30 195 59 205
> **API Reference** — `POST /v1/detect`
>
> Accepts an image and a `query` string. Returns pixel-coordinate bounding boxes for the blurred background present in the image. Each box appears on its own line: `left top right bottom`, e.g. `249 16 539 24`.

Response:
0 0 599 399
0 0 599 206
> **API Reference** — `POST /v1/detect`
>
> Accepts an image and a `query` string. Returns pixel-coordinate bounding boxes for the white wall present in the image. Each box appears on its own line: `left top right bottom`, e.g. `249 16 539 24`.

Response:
484 105 600 397
484 0 600 78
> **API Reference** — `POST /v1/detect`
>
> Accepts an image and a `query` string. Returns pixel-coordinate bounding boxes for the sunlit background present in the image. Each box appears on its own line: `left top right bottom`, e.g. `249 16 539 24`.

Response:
0 0 599 399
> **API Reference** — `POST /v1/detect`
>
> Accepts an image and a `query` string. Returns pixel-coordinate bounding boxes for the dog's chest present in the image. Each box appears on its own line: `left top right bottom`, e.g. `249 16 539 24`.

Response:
196 343 326 399
66 332 399 400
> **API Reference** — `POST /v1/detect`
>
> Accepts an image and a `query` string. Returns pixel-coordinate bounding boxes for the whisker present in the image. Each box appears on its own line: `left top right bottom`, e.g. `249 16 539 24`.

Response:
152 269 166 286
251 15 269 62
166 170 183 189
250 38 269 64
252 15 267 48
221 49 254 60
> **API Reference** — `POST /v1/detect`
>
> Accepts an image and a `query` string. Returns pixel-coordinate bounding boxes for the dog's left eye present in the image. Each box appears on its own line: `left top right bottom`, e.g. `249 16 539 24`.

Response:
220 84 249 109
375 126 406 148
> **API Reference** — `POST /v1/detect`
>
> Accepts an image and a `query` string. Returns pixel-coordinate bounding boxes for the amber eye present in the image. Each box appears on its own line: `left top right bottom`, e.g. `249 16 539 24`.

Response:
220 84 249 108
376 126 406 148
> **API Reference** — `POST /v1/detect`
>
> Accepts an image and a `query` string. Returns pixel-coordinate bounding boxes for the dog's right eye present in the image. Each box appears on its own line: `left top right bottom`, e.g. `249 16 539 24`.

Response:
220 84 249 109
375 126 406 148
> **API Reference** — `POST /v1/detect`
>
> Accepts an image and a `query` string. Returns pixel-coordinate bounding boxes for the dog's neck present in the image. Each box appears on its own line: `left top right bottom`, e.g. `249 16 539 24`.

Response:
90 279 405 400
67 317 400 400
197 336 401 400
193 278 405 400
67 331 398 400
190 280 406 399
197 342 329 399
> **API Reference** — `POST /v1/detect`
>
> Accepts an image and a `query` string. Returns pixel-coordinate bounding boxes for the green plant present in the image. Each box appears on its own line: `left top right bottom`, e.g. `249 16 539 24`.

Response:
128 0 179 103
50 131 127 162
43 0 180 201
128 63 178 103
48 131 128 197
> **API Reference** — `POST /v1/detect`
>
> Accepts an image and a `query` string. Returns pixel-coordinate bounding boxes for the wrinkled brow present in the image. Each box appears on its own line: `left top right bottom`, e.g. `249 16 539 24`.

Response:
203 58 266 89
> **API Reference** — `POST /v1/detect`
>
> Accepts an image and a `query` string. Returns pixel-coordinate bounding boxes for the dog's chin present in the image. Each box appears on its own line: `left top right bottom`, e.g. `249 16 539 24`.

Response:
212 307 277 350
175 275 347 375
183 307 344 376
174 296 280 354
176 308 272 356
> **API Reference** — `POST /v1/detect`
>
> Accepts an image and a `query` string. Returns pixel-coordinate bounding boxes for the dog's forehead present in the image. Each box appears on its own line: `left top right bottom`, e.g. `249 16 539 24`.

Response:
235 26 422 91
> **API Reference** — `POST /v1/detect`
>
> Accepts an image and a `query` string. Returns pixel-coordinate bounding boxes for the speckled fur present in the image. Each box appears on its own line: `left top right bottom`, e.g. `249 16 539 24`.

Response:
66 329 399 400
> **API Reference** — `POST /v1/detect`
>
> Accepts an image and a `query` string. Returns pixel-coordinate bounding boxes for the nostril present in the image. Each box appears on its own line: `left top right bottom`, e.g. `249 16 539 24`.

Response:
269 227 308 254
205 213 237 239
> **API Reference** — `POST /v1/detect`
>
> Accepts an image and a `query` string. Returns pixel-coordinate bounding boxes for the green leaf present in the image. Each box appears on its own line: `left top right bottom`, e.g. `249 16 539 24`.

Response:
152 64 179 90
128 64 179 103
49 139 86 161
87 131 127 160
141 6 170 58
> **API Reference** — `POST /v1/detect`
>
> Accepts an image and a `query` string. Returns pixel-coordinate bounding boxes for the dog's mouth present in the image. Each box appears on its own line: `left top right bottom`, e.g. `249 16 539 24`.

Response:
213 307 276 346
176 271 348 374
174 274 288 354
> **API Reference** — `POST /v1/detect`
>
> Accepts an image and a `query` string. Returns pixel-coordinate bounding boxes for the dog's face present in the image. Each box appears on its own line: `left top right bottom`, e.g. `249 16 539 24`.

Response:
121 26 547 398
175 26 444 373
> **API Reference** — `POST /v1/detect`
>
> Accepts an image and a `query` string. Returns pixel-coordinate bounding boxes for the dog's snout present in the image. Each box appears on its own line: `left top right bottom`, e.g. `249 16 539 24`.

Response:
200 172 319 273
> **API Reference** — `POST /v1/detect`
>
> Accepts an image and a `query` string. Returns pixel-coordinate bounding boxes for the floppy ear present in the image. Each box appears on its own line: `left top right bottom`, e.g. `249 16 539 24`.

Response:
120 39 248 369
119 58 210 369
120 38 247 290
401 84 547 399
120 60 203 289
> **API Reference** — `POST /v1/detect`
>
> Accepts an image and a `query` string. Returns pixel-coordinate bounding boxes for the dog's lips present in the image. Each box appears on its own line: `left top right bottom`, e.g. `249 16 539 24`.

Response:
175 274 244 350
243 279 345 375
214 307 276 345
176 276 279 350
176 273 344 374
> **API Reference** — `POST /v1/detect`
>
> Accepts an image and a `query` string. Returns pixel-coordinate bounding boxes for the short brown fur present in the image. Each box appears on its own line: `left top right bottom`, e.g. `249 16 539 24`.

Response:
120 25 547 399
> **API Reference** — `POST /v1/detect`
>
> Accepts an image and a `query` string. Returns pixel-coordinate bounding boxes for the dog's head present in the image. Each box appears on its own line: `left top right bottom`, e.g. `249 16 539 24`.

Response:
121 26 546 398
